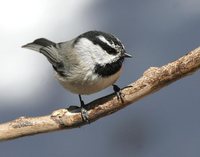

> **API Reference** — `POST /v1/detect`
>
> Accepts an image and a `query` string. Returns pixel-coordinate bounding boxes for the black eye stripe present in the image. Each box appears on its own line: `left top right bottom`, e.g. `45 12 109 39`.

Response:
91 36 118 55
73 31 123 55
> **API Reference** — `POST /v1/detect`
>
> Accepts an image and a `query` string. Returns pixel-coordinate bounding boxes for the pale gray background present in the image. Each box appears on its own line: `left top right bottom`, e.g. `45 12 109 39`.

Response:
0 0 200 157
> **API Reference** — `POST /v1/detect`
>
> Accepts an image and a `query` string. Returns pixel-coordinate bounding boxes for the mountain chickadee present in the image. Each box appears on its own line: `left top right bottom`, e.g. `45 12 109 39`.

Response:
22 30 132 121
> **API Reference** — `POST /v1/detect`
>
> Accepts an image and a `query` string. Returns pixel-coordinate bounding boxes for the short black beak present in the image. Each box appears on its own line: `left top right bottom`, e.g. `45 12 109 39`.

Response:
124 53 132 58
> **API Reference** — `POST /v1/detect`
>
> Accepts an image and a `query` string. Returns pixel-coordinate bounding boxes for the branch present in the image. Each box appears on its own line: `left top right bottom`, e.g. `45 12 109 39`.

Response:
1 46 200 141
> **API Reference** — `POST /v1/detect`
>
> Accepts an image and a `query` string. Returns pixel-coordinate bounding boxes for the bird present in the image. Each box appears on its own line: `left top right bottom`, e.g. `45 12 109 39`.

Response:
22 30 132 121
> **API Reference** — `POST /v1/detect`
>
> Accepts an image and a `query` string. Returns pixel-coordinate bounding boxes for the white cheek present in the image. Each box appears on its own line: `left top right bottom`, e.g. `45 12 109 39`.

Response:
74 38 118 65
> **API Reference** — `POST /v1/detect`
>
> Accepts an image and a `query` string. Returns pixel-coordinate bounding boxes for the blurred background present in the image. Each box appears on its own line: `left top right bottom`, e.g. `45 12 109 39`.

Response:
0 0 200 156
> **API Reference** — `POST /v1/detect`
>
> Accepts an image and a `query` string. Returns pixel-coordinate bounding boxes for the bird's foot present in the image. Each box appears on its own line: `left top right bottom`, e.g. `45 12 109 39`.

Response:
80 107 89 122
112 84 125 102
112 84 133 102
68 105 89 123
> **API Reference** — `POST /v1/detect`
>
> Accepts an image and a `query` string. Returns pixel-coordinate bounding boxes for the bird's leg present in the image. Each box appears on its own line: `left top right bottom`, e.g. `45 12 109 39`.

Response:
78 94 89 122
112 84 133 102
112 84 125 102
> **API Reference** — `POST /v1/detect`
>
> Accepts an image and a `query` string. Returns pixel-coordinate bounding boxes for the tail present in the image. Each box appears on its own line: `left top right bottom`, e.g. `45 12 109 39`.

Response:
22 38 62 67
22 38 56 52
22 38 66 76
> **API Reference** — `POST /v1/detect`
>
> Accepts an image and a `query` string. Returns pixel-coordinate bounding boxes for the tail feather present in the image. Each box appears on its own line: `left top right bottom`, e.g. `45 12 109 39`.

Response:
22 43 42 52
33 38 56 47
22 38 63 68
22 38 56 52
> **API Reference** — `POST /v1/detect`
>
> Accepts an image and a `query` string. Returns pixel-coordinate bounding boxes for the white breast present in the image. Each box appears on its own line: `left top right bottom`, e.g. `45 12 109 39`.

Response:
55 37 122 94
55 68 122 95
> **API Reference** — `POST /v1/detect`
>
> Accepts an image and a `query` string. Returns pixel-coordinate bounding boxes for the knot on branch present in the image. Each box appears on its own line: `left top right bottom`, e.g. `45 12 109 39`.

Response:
51 108 82 128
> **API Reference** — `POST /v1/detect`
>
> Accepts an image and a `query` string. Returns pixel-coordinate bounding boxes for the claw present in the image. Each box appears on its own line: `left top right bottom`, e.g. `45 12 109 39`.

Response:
81 107 89 122
113 84 124 102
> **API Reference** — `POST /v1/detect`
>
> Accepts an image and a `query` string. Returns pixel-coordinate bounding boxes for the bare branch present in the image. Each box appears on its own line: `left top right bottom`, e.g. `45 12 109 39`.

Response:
0 46 200 141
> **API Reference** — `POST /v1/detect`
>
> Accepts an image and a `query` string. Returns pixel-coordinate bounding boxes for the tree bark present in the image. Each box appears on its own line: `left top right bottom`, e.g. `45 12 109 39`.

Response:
0 46 200 141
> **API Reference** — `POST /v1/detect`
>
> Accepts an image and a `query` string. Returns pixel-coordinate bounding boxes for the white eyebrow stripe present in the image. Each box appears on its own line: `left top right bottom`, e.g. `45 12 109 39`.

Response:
97 35 114 48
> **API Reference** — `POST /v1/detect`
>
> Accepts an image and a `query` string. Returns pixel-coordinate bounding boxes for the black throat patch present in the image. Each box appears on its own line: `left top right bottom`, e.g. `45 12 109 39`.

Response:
94 57 124 77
